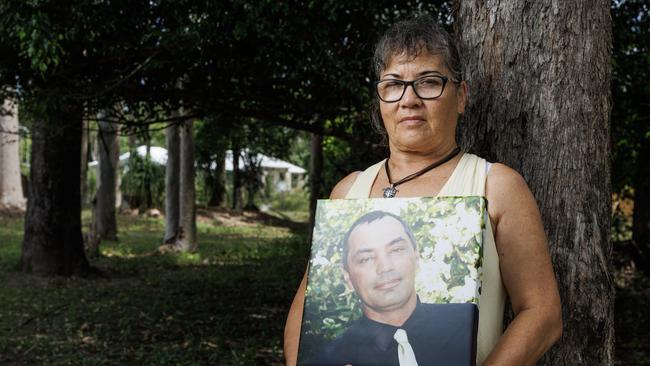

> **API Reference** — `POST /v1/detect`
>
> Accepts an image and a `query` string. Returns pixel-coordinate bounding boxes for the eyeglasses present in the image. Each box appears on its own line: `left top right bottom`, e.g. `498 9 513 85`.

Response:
375 75 457 103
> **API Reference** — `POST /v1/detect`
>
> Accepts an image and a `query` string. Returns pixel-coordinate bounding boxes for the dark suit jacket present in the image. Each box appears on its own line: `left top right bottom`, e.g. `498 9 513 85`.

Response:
304 301 478 366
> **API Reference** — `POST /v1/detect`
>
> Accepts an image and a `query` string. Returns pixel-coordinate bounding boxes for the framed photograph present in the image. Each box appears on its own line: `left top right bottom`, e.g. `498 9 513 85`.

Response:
298 196 486 366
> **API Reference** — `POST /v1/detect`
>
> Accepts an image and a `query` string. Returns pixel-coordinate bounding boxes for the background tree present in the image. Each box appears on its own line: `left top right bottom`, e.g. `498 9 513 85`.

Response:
239 120 300 209
177 118 197 251
231 136 243 211
80 118 90 206
611 0 650 273
20 101 90 275
95 111 119 241
0 0 195 274
308 133 323 228
164 117 181 241
241 150 263 210
0 98 25 210
455 0 614 364
194 116 229 208
209 150 227 207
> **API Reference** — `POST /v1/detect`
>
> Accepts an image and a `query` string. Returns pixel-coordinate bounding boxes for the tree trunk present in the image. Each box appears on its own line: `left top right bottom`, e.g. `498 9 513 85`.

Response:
21 102 90 276
308 133 323 229
164 120 181 241
115 165 122 210
632 140 650 273
80 118 89 206
125 131 137 208
127 132 137 156
177 119 196 251
243 151 261 211
0 98 26 210
144 140 153 210
208 147 226 207
455 1 613 364
232 142 243 211
95 112 119 241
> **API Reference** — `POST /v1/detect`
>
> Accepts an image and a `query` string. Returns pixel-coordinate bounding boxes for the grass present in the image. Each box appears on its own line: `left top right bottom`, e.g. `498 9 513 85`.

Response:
2 208 649 365
0 211 310 365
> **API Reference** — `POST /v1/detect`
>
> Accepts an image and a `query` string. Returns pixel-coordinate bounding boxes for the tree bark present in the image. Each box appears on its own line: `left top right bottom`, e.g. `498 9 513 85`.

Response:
177 119 196 251
308 133 323 229
164 120 181 241
95 112 119 241
0 98 26 210
232 141 243 211
632 141 650 273
455 1 613 364
21 102 90 276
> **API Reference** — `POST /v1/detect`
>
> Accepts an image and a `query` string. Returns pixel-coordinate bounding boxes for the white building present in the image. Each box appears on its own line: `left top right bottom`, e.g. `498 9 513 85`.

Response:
89 146 307 192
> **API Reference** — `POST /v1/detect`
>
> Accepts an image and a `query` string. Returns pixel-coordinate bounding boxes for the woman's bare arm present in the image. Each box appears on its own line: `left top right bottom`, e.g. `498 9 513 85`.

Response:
483 164 563 365
283 171 360 366
283 271 308 366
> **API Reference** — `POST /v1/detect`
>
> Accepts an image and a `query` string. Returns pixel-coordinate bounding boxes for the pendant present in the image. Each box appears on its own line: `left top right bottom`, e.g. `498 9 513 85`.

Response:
382 185 398 198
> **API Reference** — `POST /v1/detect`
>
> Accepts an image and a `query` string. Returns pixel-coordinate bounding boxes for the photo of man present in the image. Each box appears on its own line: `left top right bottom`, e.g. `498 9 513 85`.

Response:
305 211 478 366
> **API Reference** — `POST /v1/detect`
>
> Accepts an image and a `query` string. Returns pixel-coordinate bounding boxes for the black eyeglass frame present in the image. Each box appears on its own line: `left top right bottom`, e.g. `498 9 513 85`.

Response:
374 75 460 103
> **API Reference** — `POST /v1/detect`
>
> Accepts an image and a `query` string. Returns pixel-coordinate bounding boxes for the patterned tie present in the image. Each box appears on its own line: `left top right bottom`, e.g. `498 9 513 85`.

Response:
393 329 419 366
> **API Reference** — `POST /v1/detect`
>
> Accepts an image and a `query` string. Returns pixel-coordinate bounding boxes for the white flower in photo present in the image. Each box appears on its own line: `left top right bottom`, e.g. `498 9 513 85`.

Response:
449 279 480 303
417 262 448 298
432 237 453 259
311 255 330 268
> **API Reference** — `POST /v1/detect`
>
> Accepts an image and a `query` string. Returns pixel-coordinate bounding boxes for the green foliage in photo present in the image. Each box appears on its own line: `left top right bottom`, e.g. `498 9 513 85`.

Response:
299 196 485 360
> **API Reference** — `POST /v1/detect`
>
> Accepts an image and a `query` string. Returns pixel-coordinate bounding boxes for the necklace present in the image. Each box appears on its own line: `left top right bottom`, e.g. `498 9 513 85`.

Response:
382 147 461 198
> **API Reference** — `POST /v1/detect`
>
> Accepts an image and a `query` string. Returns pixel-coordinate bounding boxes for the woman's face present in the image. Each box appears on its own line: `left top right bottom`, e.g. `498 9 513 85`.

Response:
379 52 467 153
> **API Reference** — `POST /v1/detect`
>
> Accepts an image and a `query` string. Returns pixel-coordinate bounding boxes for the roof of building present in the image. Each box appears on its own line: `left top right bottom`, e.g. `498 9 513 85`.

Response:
89 146 306 174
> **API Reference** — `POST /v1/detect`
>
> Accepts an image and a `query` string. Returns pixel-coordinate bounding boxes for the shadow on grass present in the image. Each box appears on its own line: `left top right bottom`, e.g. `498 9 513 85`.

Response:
4 211 650 365
0 213 309 366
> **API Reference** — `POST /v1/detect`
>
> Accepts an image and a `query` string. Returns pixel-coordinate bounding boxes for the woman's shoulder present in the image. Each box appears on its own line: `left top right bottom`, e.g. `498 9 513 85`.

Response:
486 162 530 195
329 159 386 199
329 171 362 199
485 162 537 225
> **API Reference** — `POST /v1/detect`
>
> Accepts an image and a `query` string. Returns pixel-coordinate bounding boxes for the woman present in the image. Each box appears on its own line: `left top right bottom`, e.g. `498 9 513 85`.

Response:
285 15 562 365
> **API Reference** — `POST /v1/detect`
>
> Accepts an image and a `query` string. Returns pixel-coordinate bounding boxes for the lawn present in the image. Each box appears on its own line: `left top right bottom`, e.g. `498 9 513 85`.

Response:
1 209 648 365
0 210 309 366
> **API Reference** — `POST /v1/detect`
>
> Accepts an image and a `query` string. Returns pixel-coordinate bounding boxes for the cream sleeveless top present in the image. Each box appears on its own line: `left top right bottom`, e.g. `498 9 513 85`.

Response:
344 153 506 365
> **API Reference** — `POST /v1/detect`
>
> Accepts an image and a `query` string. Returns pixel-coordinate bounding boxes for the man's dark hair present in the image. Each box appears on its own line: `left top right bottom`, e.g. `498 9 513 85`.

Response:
370 14 464 144
341 211 417 270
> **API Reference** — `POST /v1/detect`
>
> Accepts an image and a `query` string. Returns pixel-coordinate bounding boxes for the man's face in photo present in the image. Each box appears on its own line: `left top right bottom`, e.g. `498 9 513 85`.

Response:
343 216 419 315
